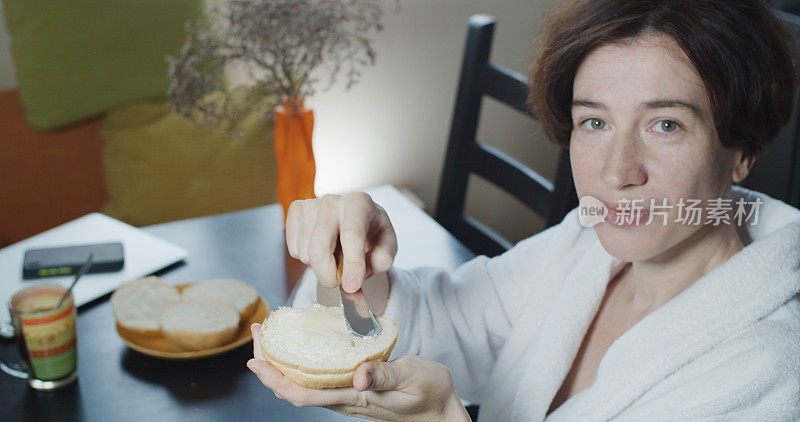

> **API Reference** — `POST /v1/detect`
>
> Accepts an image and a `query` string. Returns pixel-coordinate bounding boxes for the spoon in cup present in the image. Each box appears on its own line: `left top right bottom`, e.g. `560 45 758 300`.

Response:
54 253 94 310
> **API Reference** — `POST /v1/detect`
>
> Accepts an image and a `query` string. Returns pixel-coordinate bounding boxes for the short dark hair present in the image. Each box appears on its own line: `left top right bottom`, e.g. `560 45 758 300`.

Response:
529 0 797 157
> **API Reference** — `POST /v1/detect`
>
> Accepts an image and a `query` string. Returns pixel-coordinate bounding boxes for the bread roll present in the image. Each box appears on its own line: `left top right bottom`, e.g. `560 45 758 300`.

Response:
259 304 398 388
111 276 180 336
160 300 240 350
181 278 259 317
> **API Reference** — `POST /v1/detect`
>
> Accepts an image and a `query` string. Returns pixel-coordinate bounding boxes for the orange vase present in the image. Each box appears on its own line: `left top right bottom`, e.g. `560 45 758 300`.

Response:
274 97 316 222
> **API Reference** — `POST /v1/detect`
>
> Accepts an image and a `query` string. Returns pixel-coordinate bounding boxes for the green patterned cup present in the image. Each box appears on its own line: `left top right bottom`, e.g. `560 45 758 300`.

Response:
2 284 78 390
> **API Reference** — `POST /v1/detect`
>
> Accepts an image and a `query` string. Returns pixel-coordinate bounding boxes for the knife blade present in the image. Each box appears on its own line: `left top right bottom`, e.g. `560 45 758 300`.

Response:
334 240 382 337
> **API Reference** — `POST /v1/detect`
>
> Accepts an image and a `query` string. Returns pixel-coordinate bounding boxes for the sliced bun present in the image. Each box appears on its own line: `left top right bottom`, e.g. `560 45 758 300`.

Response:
259 304 397 388
160 300 240 350
181 279 259 318
111 276 180 336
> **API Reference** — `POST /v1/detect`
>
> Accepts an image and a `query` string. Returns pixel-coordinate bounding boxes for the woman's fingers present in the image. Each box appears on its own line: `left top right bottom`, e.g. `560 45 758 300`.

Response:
247 359 302 400
250 323 265 360
287 192 397 291
308 196 340 288
354 360 407 392
367 205 398 274
340 193 374 293
285 200 303 259
368 232 397 275
247 352 461 420
246 358 367 408
297 200 317 263
352 362 374 391
324 404 396 422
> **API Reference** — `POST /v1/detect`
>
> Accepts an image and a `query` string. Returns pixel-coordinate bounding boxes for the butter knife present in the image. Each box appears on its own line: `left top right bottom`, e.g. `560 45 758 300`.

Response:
334 240 382 337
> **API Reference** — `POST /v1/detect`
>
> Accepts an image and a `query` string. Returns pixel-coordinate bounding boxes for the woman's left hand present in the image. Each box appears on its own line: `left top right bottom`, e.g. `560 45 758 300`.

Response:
246 323 471 422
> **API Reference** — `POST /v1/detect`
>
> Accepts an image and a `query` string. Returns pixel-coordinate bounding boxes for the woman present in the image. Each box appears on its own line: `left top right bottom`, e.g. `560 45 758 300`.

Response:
247 0 800 420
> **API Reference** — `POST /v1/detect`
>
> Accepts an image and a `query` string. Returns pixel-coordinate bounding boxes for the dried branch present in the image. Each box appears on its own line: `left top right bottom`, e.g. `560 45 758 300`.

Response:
168 0 398 130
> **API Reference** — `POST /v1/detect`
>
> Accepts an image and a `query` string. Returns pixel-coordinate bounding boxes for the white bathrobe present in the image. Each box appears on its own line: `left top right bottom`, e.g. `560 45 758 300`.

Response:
291 186 800 421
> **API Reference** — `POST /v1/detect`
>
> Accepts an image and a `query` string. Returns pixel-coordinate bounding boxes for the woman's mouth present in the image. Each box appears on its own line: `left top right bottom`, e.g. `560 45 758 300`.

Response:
603 202 650 228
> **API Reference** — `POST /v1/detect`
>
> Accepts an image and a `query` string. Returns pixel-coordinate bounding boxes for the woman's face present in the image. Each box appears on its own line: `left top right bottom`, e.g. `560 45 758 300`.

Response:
570 33 747 262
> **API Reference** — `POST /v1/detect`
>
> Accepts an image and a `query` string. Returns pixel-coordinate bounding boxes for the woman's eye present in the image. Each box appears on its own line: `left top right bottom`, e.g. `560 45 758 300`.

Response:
582 118 606 131
653 120 680 134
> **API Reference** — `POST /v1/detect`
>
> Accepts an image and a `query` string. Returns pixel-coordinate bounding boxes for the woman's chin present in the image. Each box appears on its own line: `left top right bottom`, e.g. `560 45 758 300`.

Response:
594 224 662 262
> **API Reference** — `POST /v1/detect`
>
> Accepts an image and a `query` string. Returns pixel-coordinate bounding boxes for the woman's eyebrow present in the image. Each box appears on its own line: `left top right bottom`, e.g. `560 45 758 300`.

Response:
571 98 704 119
644 99 703 119
571 99 606 110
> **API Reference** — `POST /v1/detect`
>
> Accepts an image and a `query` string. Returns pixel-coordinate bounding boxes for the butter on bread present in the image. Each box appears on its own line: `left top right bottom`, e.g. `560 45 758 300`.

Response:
111 276 180 336
259 304 398 389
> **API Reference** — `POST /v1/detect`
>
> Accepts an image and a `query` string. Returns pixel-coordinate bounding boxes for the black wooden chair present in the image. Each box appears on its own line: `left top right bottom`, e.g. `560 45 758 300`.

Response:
741 9 800 208
434 14 577 259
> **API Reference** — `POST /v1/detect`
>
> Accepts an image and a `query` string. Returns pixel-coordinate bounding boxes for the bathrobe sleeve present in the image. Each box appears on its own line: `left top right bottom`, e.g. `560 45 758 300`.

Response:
381 213 592 403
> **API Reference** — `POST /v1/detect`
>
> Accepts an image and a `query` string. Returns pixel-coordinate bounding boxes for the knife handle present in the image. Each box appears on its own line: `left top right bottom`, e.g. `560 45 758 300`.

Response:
334 239 344 285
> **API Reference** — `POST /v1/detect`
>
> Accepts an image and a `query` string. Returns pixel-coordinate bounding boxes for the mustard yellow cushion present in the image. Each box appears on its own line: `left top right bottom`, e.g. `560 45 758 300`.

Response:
101 99 276 226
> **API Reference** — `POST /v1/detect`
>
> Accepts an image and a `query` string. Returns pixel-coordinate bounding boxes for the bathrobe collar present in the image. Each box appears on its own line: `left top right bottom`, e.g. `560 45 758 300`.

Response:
511 188 800 420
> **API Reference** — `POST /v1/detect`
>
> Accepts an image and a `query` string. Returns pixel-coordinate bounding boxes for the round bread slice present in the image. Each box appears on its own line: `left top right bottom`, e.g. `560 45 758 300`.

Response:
259 304 398 389
111 276 181 336
181 278 259 318
160 300 240 350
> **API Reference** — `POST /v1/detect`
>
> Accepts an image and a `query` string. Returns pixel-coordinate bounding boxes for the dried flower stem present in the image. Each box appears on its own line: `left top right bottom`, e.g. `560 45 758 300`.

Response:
168 0 398 129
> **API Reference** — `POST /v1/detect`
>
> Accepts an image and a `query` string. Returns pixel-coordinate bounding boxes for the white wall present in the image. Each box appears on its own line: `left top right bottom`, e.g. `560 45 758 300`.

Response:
309 0 562 243
0 0 563 243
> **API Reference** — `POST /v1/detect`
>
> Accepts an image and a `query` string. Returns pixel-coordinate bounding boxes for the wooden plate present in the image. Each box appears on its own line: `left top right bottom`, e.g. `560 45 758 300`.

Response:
115 283 270 360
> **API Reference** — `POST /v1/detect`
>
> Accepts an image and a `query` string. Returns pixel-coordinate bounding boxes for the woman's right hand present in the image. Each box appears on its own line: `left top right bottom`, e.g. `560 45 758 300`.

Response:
286 193 398 293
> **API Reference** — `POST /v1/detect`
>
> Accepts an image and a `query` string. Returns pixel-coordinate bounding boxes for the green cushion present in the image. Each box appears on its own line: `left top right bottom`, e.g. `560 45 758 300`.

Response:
3 0 204 130
100 99 277 227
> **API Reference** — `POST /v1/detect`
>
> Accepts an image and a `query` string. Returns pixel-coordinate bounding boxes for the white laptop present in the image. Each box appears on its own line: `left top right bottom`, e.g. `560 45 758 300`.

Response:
0 213 188 322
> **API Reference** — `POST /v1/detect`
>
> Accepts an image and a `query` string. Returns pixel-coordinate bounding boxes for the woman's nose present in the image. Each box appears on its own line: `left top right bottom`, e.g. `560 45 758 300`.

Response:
600 136 647 190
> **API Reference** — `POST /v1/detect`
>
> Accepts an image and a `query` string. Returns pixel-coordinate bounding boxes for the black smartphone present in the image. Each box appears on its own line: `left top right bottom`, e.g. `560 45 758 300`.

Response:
22 242 125 279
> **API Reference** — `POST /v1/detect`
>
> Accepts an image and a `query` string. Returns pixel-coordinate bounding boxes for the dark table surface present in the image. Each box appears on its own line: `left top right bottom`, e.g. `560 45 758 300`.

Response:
1 185 474 422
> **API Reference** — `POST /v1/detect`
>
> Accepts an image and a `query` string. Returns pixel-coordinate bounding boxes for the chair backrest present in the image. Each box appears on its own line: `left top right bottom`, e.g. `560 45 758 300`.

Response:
740 9 800 209
434 14 577 258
